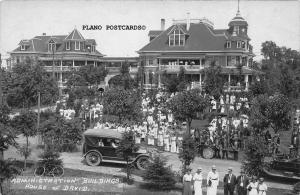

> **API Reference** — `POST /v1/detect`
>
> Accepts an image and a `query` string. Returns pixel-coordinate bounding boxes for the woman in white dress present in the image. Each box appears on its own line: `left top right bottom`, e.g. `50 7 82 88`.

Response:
257 177 268 195
206 165 219 195
247 176 258 195
193 167 203 195
183 168 193 195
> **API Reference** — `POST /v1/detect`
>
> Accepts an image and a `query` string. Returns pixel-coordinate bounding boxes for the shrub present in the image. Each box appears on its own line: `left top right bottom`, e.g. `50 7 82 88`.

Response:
179 134 197 169
38 146 63 167
142 156 176 191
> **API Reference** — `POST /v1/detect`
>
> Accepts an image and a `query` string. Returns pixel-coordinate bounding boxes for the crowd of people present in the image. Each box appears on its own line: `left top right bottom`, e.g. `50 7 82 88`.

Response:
183 166 268 195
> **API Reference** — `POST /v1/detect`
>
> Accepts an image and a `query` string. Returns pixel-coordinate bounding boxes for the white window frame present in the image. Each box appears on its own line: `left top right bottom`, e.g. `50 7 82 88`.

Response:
226 41 231 48
91 45 95 52
66 42 70 50
237 41 242 48
75 41 80 50
234 26 239 34
21 45 26 50
48 43 55 52
169 29 185 46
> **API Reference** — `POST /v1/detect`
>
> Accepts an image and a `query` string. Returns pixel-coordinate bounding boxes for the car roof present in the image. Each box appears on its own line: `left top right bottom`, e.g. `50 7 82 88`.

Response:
83 128 122 139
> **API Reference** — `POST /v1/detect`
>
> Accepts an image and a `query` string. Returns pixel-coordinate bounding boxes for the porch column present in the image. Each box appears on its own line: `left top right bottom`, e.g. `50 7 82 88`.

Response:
60 60 63 82
244 74 249 91
94 61 96 67
72 60 75 68
228 74 231 91
158 59 161 88
85 60 87 66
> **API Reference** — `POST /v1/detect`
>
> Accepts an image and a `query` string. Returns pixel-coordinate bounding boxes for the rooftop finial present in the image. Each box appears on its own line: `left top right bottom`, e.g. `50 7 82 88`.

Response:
237 0 241 16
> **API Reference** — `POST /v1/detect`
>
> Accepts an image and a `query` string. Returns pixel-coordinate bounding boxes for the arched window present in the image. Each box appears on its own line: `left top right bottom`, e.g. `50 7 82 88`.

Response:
169 29 185 46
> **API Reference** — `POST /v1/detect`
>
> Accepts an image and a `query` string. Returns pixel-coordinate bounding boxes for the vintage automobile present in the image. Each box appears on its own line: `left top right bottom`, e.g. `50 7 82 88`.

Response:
82 128 151 170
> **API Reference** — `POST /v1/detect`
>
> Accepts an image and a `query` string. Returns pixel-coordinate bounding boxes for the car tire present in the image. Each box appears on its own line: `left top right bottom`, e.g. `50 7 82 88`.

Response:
136 156 150 170
86 151 102 166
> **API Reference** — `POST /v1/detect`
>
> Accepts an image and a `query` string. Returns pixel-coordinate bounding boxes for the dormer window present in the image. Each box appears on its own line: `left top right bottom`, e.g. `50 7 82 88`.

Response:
169 29 185 46
241 41 246 49
75 41 80 50
234 26 239 34
48 43 56 52
91 45 95 52
66 42 70 50
237 41 242 48
226 41 231 48
21 45 26 51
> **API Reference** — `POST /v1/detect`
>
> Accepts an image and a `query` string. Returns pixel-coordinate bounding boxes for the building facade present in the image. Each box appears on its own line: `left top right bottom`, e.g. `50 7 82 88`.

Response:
9 29 139 90
138 11 261 91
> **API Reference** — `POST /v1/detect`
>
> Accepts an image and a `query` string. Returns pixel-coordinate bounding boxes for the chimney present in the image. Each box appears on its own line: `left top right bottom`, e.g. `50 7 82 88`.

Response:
161 19 165 31
186 12 191 30
42 33 46 36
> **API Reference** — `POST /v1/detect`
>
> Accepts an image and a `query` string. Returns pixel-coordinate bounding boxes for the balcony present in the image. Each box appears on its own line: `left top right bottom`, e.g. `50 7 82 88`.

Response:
160 64 208 72
43 66 80 72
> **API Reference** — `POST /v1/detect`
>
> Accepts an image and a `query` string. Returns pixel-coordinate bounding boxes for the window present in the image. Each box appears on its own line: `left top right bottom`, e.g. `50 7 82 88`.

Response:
234 26 239 34
91 45 95 52
148 59 154 66
75 41 80 50
237 41 241 48
226 41 231 48
241 41 246 49
48 43 56 52
20 45 26 50
169 29 185 46
66 42 70 50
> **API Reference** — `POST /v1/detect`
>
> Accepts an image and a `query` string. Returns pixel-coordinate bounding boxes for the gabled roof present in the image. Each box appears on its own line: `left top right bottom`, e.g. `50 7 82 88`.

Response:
86 39 96 45
167 24 188 35
139 22 228 52
65 28 85 40
148 30 163 36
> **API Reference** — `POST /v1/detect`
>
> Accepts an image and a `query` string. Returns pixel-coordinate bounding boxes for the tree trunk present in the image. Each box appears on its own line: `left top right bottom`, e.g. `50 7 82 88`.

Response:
24 136 28 170
187 119 192 135
0 150 3 161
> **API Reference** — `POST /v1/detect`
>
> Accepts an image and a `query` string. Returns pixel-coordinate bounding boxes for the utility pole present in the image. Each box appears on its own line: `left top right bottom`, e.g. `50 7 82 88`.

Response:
0 53 3 161
37 92 41 145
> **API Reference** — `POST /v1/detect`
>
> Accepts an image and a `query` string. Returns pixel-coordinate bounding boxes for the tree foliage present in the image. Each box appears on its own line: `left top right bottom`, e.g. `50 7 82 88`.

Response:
142 156 176 191
250 93 291 134
242 135 268 176
6 60 58 108
161 67 187 94
102 88 142 125
40 113 82 152
204 61 225 100
116 130 139 181
179 135 197 168
167 89 210 134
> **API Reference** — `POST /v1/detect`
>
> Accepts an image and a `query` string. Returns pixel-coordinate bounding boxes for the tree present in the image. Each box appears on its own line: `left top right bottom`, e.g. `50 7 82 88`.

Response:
65 64 108 108
6 60 58 109
250 93 291 134
179 135 197 170
40 112 82 152
0 160 19 195
116 130 139 182
161 67 187 94
242 135 268 176
13 111 37 169
204 61 225 101
0 104 17 160
142 156 176 191
167 89 210 134
102 88 143 125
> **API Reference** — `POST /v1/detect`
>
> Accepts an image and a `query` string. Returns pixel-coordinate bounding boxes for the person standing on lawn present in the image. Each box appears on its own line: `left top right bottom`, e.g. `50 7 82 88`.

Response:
193 167 203 195
223 167 237 195
236 170 249 195
247 176 258 195
183 168 193 195
257 177 268 195
206 165 219 195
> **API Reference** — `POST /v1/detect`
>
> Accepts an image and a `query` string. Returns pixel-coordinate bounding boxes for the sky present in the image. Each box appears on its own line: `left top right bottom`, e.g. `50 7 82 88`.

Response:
0 0 299 65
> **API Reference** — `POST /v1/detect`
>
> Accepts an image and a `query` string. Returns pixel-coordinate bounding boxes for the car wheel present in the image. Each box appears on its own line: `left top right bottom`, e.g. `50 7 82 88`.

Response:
136 156 150 170
86 151 101 166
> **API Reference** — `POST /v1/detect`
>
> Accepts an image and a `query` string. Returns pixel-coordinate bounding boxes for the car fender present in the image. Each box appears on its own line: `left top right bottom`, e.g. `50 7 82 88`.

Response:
134 154 150 162
84 150 103 161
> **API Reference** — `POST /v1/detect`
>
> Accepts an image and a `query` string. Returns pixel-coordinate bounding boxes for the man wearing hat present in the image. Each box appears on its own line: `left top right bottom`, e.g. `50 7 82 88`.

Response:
236 170 249 195
223 167 237 195
207 165 219 195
